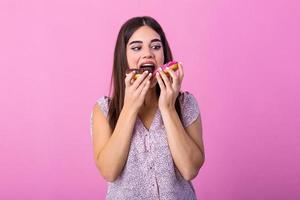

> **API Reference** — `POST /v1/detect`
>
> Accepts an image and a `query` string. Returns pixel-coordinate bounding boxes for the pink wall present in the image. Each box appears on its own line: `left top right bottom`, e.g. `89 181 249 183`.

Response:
1 0 299 199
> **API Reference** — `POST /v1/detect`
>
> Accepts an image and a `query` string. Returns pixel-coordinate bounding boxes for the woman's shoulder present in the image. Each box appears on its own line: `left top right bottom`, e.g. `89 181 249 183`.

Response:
90 96 111 137
178 91 200 127
96 95 111 105
95 95 111 117
179 91 198 105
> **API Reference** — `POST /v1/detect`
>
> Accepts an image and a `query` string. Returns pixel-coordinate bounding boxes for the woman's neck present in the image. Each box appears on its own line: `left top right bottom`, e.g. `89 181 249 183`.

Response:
142 87 158 108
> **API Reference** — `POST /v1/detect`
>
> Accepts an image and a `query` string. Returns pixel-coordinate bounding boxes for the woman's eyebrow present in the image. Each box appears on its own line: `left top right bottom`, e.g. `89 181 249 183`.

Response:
129 40 143 45
151 39 162 43
129 38 162 45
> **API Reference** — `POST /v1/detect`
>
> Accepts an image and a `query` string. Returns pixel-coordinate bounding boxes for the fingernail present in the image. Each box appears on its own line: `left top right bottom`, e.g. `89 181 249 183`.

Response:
179 61 183 65
149 73 152 76
159 67 162 71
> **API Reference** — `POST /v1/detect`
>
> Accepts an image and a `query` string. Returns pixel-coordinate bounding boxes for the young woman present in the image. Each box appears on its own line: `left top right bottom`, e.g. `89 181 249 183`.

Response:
90 16 205 200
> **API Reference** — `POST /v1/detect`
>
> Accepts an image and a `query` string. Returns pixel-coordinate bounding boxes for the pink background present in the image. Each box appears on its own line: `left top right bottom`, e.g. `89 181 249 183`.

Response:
1 0 299 199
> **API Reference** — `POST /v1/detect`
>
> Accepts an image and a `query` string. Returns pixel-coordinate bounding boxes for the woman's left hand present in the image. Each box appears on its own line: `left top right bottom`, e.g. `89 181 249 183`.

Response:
156 62 184 112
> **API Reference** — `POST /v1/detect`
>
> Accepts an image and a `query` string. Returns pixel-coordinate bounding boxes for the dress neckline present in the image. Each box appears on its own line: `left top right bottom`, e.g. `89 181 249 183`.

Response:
137 107 160 133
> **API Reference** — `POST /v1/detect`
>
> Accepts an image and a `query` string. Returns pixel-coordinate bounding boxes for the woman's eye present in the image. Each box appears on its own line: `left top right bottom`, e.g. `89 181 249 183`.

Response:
152 45 162 50
131 46 141 51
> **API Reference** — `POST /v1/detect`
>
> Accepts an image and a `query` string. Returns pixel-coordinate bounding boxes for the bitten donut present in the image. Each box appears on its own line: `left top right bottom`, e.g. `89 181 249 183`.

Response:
126 61 179 80
154 61 179 76
126 67 153 80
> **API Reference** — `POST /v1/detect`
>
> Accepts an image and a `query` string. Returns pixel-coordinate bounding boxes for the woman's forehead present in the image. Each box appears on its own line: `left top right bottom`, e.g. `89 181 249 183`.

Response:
128 26 161 44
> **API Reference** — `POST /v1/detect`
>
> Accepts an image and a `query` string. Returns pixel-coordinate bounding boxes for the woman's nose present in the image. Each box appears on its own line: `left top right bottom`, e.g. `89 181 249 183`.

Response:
142 48 154 58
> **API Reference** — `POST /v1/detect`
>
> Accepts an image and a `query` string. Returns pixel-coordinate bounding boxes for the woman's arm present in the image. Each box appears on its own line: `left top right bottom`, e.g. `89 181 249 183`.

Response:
156 63 205 181
92 70 152 182
91 103 137 182
161 108 205 181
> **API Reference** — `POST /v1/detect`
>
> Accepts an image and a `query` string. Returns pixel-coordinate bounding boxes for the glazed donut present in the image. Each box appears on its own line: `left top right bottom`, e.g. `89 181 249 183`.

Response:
126 67 153 80
126 61 179 80
154 61 179 76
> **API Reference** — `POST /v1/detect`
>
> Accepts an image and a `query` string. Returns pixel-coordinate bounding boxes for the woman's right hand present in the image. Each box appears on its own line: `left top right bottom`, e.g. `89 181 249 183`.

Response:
123 70 152 113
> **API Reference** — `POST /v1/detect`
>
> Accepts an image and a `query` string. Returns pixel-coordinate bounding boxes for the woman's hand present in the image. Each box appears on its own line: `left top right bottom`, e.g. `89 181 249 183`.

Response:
156 62 184 112
123 70 152 113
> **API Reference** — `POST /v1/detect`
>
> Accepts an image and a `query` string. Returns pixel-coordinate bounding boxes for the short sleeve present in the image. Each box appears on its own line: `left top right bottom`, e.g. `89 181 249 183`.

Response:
89 96 110 137
179 91 200 128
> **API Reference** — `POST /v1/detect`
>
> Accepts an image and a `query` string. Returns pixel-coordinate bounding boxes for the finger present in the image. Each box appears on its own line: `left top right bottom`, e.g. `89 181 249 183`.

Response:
125 70 136 87
178 62 184 81
132 70 150 90
156 72 166 91
139 79 151 97
159 68 172 90
166 67 179 87
136 72 152 94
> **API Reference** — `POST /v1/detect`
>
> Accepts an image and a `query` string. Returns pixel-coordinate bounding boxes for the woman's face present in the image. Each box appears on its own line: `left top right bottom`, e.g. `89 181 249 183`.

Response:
126 25 164 88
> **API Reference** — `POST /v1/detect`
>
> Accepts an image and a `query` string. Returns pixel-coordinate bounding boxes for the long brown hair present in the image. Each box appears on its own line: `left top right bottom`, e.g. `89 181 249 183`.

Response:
107 16 182 131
